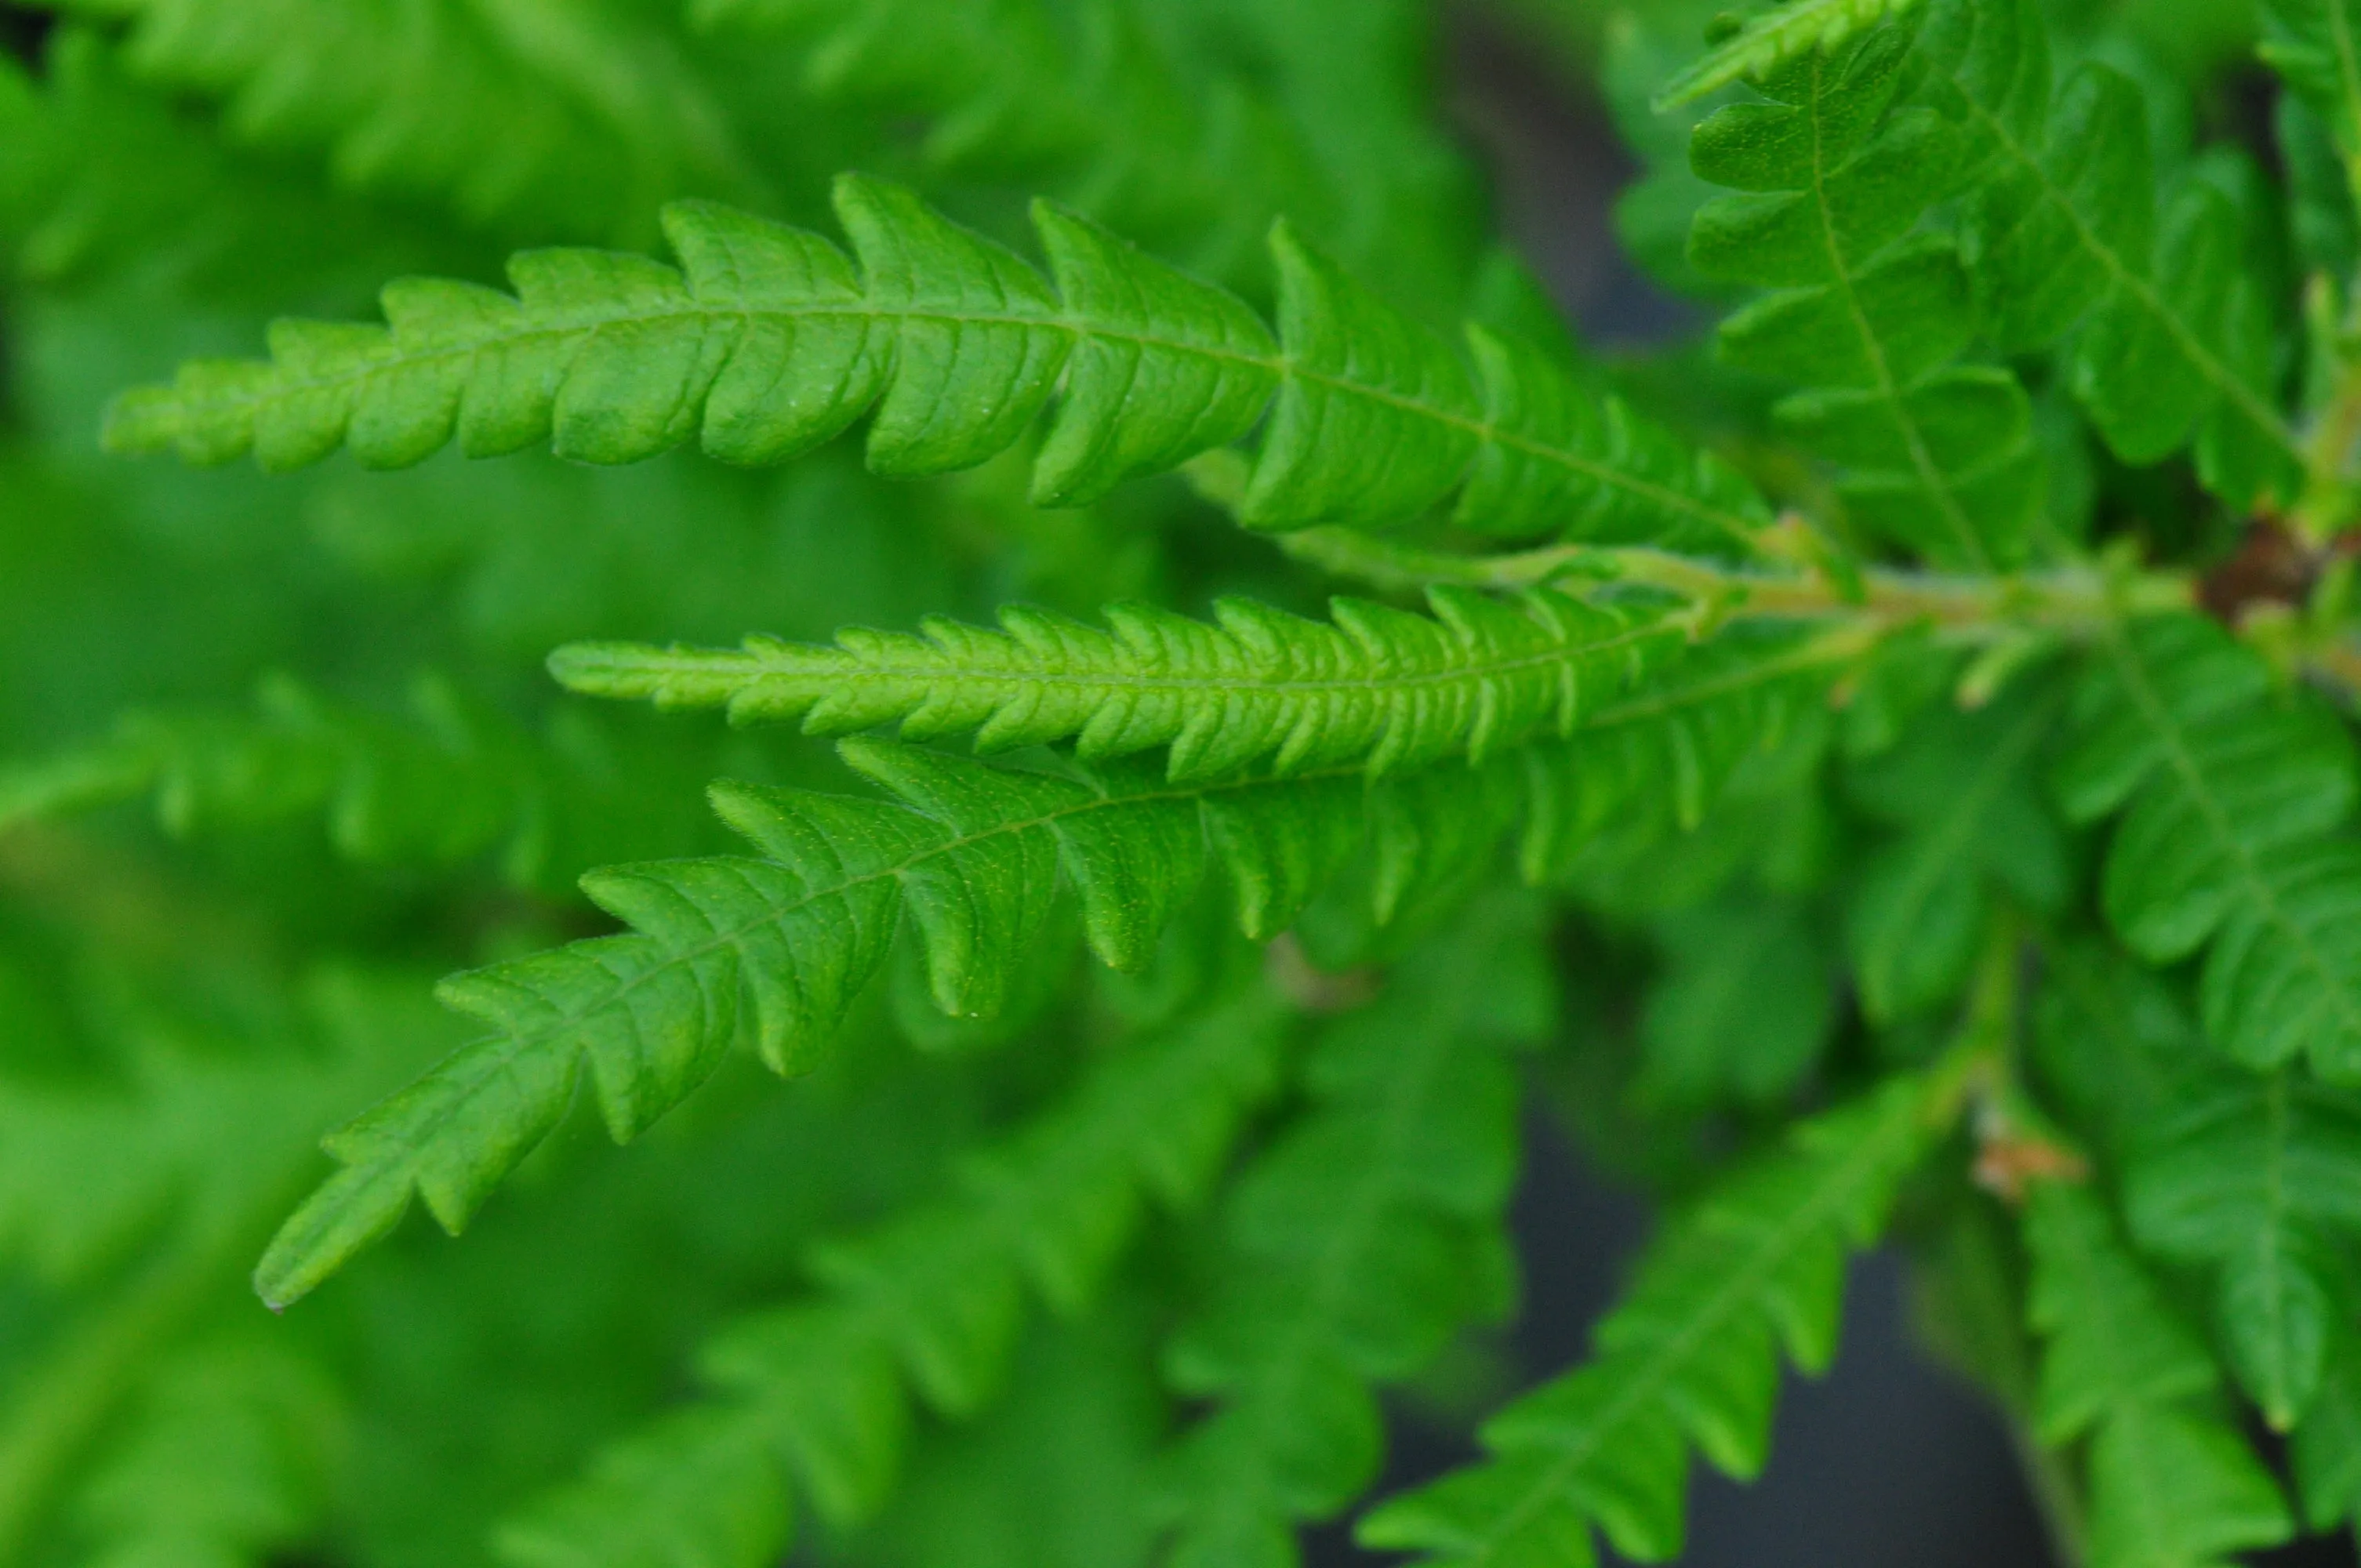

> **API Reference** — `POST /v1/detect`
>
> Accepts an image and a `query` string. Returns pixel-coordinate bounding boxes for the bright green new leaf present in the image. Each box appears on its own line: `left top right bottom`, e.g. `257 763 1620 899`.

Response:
256 629 1849 1309
1655 0 1931 110
551 586 1687 782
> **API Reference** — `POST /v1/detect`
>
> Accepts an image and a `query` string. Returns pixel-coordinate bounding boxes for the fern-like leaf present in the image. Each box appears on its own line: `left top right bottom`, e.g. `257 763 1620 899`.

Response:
2029 936 2361 1428
2122 1072 2361 1428
0 27 467 290
0 672 714 895
1655 0 1929 110
22 0 763 243
0 971 463 1562
1688 12 2042 568
1160 901 1546 1566
495 1406 783 1568
2054 613 2361 1080
106 176 1768 547
256 627 1851 1308
551 587 1686 782
1924 0 2302 506
63 1334 339 1568
2022 1182 2294 1567
491 974 1288 1567
692 0 1338 292
1357 1069 1941 1566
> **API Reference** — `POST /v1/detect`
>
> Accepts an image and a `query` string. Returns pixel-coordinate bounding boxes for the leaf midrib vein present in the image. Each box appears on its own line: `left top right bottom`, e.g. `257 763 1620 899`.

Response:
1953 89 2299 463
640 617 1675 703
2108 633 2361 1058
166 297 1761 544
1805 52 1996 572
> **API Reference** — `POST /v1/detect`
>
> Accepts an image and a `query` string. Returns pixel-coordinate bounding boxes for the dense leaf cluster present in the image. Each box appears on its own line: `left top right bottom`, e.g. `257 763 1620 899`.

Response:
10 0 2361 1565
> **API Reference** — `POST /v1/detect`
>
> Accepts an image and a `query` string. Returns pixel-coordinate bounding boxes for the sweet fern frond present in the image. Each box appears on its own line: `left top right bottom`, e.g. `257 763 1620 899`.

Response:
1357 1067 1945 1566
19 0 765 243
1687 10 2042 568
1655 0 1929 110
691 0 1339 291
493 973 1288 1567
2121 1072 2361 1429
1159 901 1545 1564
0 27 468 291
0 670 527 860
1924 0 2304 506
550 586 1687 782
41 0 2361 1558
0 971 461 1563
105 176 1770 547
62 1331 338 1568
2054 613 2361 1080
256 626 1851 1308
2027 937 2361 1428
0 672 711 895
2021 1183 2294 1567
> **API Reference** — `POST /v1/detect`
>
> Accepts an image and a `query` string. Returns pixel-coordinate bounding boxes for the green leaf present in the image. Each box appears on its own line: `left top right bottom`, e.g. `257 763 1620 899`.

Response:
1655 0 1931 110
496 1408 786 1568
0 672 724 895
550 586 1687 783
2123 1073 2361 1428
106 177 1771 550
2054 615 2361 1080
38 0 762 243
2280 93 2361 281
1357 1070 1940 1566
2262 0 2361 163
692 0 1354 298
493 973 1290 1564
1638 896 1835 1107
1688 12 2041 567
257 626 1855 1307
69 1335 340 1568
2021 1183 2294 1567
1160 901 1548 1563
2029 936 2213 1161
1843 679 2069 1022
1927 0 2304 506
0 26 467 291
